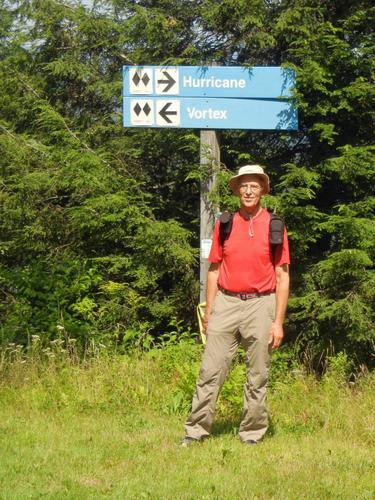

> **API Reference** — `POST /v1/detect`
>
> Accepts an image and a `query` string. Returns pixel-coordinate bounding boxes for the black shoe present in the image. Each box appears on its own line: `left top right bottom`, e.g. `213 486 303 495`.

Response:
243 439 258 445
180 436 199 447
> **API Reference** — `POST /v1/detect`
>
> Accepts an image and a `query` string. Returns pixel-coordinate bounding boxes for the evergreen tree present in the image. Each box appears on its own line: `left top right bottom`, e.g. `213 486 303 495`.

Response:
0 0 374 367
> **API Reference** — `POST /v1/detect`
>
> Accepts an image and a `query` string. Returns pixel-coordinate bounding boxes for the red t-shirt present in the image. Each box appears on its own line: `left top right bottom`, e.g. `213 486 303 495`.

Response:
208 209 290 293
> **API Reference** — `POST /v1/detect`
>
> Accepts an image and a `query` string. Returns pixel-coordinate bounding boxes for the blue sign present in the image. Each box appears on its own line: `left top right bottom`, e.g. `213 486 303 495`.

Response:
123 97 297 130
122 65 298 130
123 65 295 99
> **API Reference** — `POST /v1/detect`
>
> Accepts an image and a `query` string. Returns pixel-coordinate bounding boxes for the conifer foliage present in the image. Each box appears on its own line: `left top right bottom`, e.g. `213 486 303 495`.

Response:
0 0 374 367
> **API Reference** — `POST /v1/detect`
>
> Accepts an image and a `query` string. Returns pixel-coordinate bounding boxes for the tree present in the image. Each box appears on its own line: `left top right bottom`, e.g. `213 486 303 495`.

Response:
0 0 198 347
0 0 374 367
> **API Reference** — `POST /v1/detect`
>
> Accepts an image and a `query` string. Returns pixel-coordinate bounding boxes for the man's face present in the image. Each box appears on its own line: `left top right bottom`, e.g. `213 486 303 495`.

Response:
237 174 264 211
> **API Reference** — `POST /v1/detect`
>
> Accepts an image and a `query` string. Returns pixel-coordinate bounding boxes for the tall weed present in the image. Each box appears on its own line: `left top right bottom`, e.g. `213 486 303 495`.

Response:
0 338 374 447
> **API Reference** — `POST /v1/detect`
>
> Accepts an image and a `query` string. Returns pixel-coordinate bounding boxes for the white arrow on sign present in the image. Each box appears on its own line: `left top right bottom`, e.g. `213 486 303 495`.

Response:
130 99 154 125
156 100 180 126
155 68 179 94
129 68 153 94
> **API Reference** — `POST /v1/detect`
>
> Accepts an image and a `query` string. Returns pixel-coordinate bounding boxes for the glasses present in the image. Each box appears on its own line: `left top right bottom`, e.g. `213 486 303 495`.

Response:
239 183 262 193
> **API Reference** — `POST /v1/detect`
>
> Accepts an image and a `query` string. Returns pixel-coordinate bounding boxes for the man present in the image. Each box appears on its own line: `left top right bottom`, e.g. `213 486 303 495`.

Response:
182 164 290 446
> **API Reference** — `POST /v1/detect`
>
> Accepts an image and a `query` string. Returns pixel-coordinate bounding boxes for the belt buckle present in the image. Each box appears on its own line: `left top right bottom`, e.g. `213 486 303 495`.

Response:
239 293 248 300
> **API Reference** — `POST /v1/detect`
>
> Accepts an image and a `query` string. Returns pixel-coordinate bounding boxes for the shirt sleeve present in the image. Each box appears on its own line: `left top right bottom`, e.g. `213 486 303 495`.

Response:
208 220 223 263
274 227 291 267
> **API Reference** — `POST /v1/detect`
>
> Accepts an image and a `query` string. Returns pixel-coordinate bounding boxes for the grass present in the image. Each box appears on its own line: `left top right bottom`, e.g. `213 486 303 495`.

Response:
0 341 374 499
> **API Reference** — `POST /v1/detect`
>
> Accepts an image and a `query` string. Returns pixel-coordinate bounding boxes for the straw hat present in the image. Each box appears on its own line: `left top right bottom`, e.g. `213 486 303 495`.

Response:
229 165 270 194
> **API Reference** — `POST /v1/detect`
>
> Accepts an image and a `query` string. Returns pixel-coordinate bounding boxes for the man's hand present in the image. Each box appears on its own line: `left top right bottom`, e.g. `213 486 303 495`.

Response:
204 262 220 335
268 321 284 349
203 307 212 334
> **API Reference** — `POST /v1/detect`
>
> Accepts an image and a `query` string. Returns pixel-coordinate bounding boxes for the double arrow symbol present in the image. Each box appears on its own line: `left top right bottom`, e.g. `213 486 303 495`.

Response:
130 100 179 126
157 70 176 93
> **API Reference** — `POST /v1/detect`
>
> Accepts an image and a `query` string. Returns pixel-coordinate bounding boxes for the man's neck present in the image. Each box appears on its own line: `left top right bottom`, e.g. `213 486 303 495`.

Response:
239 205 262 219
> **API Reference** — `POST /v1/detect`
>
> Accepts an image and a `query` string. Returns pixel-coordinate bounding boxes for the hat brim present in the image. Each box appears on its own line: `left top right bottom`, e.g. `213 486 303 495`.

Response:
229 173 270 194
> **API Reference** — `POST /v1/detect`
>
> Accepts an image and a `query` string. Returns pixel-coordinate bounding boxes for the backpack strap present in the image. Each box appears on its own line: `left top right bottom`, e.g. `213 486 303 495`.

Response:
269 213 285 262
219 211 234 246
269 213 285 245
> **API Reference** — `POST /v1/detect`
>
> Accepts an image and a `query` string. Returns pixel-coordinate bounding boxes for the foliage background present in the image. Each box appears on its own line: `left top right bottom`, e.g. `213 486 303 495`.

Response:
0 0 374 369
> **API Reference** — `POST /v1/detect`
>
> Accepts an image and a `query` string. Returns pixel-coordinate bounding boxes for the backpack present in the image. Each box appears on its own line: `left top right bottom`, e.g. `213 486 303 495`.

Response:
219 210 285 256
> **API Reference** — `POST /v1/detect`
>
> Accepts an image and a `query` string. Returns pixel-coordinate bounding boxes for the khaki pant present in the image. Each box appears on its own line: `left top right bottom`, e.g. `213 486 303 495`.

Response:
185 291 276 442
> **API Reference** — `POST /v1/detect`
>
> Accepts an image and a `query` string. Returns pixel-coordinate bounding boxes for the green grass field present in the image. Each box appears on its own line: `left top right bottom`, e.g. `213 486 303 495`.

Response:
0 342 374 499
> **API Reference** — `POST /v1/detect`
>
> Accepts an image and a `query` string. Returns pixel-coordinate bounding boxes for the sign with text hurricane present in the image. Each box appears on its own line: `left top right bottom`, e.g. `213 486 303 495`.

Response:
122 66 298 130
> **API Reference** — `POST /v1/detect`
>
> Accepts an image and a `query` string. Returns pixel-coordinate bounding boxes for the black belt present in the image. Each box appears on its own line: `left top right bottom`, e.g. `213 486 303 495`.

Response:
219 286 275 301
